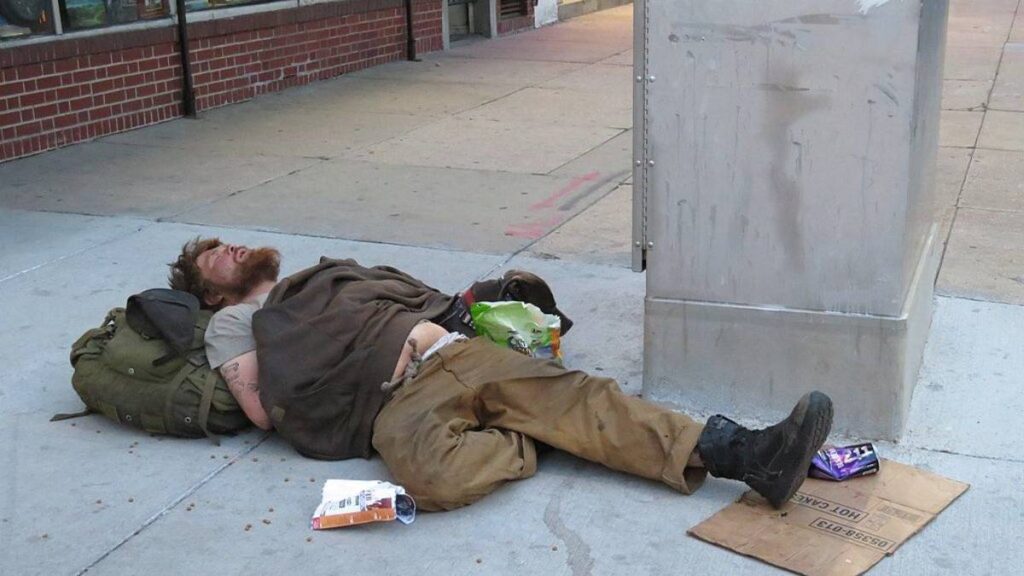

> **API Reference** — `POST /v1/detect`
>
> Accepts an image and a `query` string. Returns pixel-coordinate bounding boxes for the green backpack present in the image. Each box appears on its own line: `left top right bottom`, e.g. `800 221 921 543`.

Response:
60 307 250 442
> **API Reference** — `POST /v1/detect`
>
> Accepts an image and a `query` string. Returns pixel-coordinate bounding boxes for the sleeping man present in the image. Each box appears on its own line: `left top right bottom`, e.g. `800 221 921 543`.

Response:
168 237 834 512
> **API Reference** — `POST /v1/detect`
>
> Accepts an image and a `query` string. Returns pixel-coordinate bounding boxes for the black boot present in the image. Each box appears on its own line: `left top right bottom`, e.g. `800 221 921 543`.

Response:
697 391 833 508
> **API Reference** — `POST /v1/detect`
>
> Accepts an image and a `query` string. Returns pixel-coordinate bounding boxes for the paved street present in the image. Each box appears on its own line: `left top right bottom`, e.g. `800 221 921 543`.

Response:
1 3 1022 575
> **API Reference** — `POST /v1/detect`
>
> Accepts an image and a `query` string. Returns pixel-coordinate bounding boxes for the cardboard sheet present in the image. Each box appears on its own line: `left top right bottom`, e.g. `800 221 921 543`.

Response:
688 459 968 576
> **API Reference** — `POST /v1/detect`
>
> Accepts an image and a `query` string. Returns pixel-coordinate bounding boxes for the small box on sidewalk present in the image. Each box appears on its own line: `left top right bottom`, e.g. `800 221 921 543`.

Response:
810 442 881 481
689 459 968 576
311 480 416 530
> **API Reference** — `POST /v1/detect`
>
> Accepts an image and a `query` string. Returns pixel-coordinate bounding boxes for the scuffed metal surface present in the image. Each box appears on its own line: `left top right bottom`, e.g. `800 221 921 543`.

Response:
641 0 945 316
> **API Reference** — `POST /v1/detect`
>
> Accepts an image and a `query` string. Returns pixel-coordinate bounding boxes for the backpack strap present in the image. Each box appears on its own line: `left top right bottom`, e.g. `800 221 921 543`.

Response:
152 350 178 367
197 369 221 447
50 407 94 422
165 360 221 446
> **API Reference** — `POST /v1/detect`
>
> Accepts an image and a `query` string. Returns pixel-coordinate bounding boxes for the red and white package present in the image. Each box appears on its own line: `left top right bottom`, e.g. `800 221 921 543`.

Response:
310 480 416 530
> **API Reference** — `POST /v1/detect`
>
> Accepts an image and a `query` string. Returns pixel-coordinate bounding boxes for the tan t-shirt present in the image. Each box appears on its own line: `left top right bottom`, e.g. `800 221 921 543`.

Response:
205 293 269 369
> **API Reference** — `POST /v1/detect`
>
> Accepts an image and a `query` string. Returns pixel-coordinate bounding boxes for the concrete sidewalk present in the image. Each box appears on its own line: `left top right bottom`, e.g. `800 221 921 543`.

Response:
1 3 1023 575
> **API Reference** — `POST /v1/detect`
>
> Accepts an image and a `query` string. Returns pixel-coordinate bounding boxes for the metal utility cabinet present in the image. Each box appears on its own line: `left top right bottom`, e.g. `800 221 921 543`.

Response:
633 0 950 439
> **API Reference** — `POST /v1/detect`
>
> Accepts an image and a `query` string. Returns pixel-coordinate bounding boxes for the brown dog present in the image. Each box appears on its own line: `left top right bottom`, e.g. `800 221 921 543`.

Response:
467 270 573 335
433 270 574 338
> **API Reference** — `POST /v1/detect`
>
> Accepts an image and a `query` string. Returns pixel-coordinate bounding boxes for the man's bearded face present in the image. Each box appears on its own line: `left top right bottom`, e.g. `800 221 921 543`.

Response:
196 242 280 304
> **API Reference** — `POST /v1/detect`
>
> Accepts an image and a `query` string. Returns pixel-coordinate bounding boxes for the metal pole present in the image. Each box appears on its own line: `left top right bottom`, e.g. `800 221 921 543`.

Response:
404 0 419 61
174 0 197 117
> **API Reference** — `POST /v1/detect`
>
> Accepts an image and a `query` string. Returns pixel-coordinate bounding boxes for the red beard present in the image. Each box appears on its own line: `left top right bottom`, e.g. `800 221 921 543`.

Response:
214 246 281 302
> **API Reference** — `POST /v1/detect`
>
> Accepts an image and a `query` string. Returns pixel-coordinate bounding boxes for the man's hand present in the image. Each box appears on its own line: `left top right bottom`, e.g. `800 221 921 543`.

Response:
220 351 272 430
391 322 450 382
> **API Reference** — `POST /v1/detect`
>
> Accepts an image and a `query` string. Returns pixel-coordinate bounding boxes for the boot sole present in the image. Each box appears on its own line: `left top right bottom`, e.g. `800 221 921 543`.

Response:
765 391 833 508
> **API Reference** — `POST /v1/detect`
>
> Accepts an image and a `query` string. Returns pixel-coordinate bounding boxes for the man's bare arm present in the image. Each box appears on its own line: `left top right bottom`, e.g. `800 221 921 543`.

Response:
220 351 272 430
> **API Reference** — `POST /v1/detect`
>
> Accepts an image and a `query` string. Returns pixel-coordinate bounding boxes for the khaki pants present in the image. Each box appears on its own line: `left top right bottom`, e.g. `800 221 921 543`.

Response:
372 337 707 511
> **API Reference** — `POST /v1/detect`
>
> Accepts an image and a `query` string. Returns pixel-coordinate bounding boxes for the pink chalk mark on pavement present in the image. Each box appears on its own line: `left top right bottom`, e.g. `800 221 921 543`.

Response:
505 171 601 239
529 171 601 211
504 216 566 240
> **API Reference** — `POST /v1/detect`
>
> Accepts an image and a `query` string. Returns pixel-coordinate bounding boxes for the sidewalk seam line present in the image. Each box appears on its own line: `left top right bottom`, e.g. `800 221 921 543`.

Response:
163 219 513 257
452 85 531 116
75 432 271 576
933 291 1024 307
0 220 152 285
474 178 632 280
966 145 1024 153
936 0 1022 284
158 157 328 222
340 112 458 157
952 205 1023 215
97 139 326 160
901 444 1024 465
544 128 629 175
314 154 600 179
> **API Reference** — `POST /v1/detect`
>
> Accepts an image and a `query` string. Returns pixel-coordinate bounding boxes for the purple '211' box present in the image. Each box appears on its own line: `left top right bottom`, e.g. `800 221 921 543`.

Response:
809 443 880 481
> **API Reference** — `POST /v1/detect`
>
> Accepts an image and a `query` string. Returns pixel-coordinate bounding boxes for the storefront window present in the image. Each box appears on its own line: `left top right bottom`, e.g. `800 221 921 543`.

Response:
59 0 170 32
1 0 280 42
0 0 56 40
185 0 276 13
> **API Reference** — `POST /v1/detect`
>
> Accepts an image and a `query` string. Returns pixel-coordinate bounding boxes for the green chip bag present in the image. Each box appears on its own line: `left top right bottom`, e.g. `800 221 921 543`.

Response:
470 301 562 362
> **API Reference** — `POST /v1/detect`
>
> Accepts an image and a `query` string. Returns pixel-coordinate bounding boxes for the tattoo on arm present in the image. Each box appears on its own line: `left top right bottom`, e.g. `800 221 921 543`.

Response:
222 361 258 394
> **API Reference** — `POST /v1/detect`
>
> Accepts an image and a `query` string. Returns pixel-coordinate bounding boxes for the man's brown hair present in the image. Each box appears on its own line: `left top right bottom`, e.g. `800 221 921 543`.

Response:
168 237 222 309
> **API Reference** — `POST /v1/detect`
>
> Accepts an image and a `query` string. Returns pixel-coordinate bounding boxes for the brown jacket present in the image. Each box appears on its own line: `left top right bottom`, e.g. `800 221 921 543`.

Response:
253 258 454 460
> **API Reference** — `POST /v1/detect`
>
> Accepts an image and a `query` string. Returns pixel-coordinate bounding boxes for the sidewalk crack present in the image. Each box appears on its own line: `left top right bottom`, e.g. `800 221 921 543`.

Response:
0 219 152 285
157 157 327 223
74 432 270 576
904 445 1024 465
937 0 1023 285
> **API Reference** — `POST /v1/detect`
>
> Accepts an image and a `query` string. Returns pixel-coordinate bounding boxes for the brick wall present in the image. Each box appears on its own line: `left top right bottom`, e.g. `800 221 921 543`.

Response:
411 0 443 53
0 30 183 161
0 0 442 163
